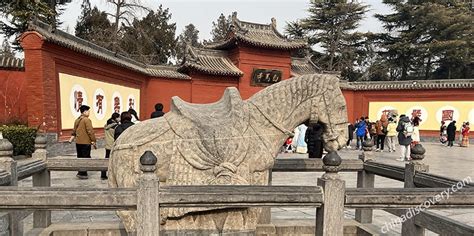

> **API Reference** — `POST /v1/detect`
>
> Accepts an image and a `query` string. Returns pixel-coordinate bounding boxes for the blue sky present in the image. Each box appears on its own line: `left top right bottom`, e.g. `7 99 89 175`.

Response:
58 0 392 39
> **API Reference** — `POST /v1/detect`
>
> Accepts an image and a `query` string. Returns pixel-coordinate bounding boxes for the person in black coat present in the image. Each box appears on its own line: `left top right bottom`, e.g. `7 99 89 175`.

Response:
347 123 355 148
396 115 412 161
446 121 457 147
114 112 135 140
150 103 165 119
305 122 324 159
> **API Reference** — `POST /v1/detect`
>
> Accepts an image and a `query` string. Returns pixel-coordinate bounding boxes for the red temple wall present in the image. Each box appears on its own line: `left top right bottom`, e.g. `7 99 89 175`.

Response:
234 45 291 99
146 78 191 115
190 72 239 104
0 70 27 124
21 31 148 137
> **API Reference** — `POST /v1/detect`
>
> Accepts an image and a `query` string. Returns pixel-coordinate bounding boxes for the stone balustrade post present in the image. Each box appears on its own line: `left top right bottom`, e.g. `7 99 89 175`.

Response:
258 169 273 224
0 138 23 235
355 142 375 224
401 144 428 236
137 151 160 236
316 152 345 236
32 134 48 161
32 134 51 229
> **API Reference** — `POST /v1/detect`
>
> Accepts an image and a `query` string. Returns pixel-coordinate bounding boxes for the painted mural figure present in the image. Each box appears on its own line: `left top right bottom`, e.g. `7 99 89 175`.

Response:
114 97 121 113
74 91 83 112
96 94 104 114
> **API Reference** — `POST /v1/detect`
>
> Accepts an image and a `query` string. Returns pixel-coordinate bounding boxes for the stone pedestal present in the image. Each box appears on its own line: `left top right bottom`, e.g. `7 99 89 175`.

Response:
316 152 345 236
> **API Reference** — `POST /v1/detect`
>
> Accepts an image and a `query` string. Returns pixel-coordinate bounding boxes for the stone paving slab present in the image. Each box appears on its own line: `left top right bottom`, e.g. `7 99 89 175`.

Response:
11 142 474 235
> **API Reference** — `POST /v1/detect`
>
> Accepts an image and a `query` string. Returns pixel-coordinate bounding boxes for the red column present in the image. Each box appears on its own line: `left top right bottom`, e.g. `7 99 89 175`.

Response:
20 32 59 134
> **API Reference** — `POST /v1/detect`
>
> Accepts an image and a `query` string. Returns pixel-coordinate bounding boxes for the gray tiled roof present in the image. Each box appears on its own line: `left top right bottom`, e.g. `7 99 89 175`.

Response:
340 79 474 90
0 57 24 70
26 21 188 80
146 65 190 80
178 46 243 77
206 12 307 50
291 57 321 77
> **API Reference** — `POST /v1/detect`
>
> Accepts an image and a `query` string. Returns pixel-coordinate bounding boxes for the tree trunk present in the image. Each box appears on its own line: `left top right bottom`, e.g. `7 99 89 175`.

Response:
424 56 431 80
114 1 121 34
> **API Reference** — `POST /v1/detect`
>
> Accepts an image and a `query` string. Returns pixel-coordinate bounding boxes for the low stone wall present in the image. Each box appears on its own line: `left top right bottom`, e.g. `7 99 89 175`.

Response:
46 138 105 157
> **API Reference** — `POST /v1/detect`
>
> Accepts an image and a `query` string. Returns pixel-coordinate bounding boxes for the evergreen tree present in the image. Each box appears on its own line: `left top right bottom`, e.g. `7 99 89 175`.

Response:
376 0 473 80
75 3 114 50
176 23 201 61
284 20 310 58
301 0 368 72
285 20 306 40
211 13 231 42
0 40 15 58
119 5 177 64
0 1 56 50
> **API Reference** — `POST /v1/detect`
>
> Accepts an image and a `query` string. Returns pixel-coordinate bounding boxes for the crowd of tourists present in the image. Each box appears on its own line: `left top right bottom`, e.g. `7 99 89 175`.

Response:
68 103 165 180
346 114 470 161
439 120 470 148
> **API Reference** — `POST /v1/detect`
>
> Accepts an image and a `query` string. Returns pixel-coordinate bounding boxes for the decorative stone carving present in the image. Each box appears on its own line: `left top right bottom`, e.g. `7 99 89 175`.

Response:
322 152 342 174
32 135 48 160
362 138 374 152
410 144 426 161
0 139 13 159
108 74 349 233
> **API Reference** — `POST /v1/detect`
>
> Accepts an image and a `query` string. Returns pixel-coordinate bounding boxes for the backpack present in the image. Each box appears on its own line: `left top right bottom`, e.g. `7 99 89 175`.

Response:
404 122 414 137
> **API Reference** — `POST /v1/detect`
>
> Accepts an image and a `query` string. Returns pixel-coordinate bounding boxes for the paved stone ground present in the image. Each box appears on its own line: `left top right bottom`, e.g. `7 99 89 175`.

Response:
17 142 473 235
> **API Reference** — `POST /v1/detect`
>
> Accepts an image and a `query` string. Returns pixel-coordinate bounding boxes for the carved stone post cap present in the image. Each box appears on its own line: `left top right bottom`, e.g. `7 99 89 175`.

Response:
140 151 157 172
0 138 13 158
410 143 426 160
362 138 374 151
323 151 342 166
0 139 13 151
34 134 48 150
35 135 48 145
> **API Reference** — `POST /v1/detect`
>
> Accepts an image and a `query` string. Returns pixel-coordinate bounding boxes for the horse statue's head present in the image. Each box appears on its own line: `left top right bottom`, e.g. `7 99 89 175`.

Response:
310 76 349 152
249 73 349 152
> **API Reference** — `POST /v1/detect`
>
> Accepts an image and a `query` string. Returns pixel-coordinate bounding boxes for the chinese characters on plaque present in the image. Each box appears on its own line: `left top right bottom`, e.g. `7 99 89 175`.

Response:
251 68 282 86
114 96 121 113
411 109 421 119
96 94 104 114
74 91 83 112
442 110 454 121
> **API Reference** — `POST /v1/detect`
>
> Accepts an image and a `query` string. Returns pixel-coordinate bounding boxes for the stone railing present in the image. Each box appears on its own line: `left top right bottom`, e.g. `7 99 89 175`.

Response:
0 136 473 235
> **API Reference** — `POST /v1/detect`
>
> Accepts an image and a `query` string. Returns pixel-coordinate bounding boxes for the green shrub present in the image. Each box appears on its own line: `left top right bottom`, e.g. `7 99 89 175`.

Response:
0 125 37 156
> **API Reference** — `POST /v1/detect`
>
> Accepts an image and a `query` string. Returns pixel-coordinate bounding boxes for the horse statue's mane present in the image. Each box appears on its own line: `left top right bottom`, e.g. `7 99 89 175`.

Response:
109 74 348 233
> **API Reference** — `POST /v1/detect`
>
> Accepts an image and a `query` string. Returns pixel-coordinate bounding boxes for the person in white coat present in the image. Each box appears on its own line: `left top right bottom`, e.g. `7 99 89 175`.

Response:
295 124 308 153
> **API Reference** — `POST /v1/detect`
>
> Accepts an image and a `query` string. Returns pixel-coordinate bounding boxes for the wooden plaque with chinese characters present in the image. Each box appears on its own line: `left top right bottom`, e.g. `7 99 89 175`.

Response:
251 68 282 87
